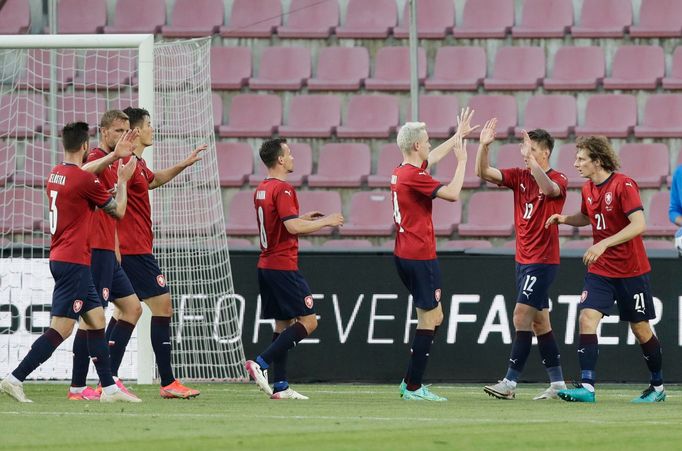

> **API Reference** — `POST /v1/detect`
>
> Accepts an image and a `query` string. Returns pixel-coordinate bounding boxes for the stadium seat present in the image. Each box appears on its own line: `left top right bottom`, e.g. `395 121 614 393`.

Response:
220 0 280 38
55 95 107 135
424 46 486 91
0 0 30 34
575 94 637 138
298 239 313 249
618 143 668 188
227 238 256 250
515 95 576 138
104 0 166 33
603 46 664 90
336 95 399 138
543 46 605 91
630 0 682 37
161 0 223 37
484 47 545 90
215 142 253 187
571 0 632 37
321 239 374 249
225 191 258 235
335 0 397 38
562 239 592 249
0 144 16 186
72 50 135 90
646 191 677 236
432 200 462 236
278 95 341 138
662 47 682 90
494 143 524 170
466 95 517 138
458 191 515 236
560 191 582 237
0 94 46 138
643 239 674 251
55 0 106 34
14 141 53 187
211 93 223 131
512 0 573 38
210 47 251 90
452 0 514 38
393 0 455 39
307 47 369 91
339 191 394 236
249 47 310 91
17 50 77 90
439 240 493 250
109 91 138 112
308 143 370 188
502 239 517 249
411 95 460 139
432 144 482 189
277 0 338 38
0 187 45 234
634 95 682 138
249 143 312 187
218 94 281 138
297 191 342 236
367 144 403 188
554 143 583 188
364 47 427 91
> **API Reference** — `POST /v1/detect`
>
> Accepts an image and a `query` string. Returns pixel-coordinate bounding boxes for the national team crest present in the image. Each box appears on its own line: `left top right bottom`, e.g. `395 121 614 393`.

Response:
605 192 613 205
580 290 588 302
304 295 314 309
73 299 83 313
102 288 110 301
156 275 166 287
434 289 442 302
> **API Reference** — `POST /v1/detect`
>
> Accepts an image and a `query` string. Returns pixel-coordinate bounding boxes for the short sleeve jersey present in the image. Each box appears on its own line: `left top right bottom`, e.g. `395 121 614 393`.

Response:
47 163 113 265
255 178 299 270
115 155 155 255
580 173 651 277
391 161 443 260
500 168 568 264
86 147 117 251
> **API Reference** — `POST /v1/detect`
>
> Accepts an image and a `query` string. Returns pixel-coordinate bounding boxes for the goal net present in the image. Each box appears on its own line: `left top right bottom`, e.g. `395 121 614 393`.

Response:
0 35 246 383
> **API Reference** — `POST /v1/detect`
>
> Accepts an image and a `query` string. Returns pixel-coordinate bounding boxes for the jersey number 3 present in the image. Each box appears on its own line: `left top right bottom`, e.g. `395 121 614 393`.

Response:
48 190 58 235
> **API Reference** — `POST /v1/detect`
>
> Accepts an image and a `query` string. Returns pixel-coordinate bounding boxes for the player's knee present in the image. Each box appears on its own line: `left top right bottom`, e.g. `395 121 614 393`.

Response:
129 301 143 321
299 315 317 334
630 321 652 342
578 313 598 334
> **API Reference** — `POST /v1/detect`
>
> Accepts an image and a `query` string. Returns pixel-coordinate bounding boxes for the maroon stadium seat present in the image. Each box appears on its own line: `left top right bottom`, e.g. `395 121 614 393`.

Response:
368 144 403 188
432 144 482 189
14 141 52 187
559 191 582 237
439 240 493 250
220 0 280 38
571 0 631 37
619 143 668 188
307 143 370 188
635 95 682 138
393 0 455 39
249 143 312 188
495 143 524 169
17 50 76 90
104 0 166 33
575 94 636 138
484 47 545 90
515 95 576 138
630 0 682 37
225 191 257 236
227 238 256 249
365 47 427 91
0 94 46 138
307 47 369 91
425 46 486 91
218 94 281 138
432 199 462 236
321 239 374 249
249 47 310 91
466 95 517 138
562 239 592 250
56 0 106 34
72 50 135 90
55 95 107 135
554 143 583 188
512 0 573 38
162 0 223 37
335 0 397 38
643 239 674 251
663 47 682 90
646 191 677 236
411 95 460 139
339 191 394 236
544 46 604 91
0 187 45 234
297 191 342 236
277 0 338 38
278 95 341 138
603 46 664 90
0 144 16 186
0 0 30 34
458 191 515 236
452 0 514 38
215 142 253 187
210 47 251 90
336 95 399 138
212 93 223 131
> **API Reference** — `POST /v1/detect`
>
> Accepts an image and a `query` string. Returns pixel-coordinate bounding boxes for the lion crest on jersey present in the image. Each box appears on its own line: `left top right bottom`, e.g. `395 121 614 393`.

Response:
580 290 588 302
102 288 110 301
435 289 442 302
156 275 166 287
304 295 314 309
73 299 83 313
605 192 613 206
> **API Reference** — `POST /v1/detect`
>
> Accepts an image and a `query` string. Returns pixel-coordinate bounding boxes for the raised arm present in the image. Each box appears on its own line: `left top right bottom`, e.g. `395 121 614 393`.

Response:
149 144 207 190
101 156 137 219
427 107 478 168
519 129 561 197
435 133 467 202
475 118 503 184
82 129 138 174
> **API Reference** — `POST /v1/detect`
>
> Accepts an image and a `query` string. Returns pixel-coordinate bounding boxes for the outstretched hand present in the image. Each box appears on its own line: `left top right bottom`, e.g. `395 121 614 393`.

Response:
182 144 207 168
479 118 497 146
113 129 139 160
117 154 137 182
519 129 534 161
455 107 479 138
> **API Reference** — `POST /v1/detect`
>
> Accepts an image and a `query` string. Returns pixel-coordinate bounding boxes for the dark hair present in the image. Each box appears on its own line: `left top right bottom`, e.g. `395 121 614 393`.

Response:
576 135 620 172
100 109 128 128
259 138 287 168
122 107 150 129
61 122 90 153
527 129 554 154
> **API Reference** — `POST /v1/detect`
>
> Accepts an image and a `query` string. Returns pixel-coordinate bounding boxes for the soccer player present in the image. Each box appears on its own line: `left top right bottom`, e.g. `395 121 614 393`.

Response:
668 160 682 226
477 123 568 400
245 138 343 400
116 107 204 399
394 108 477 402
545 136 666 403
0 122 140 403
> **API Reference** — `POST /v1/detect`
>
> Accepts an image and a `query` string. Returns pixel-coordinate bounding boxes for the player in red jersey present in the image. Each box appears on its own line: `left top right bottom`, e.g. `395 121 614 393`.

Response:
477 122 568 400
393 108 478 402
245 138 343 400
546 136 665 403
0 122 139 403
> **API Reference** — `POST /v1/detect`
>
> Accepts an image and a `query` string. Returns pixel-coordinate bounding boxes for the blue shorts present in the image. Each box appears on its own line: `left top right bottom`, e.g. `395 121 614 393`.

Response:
50 261 102 320
394 256 442 311
257 268 314 320
515 263 559 310
120 254 170 300
91 249 136 307
580 272 656 322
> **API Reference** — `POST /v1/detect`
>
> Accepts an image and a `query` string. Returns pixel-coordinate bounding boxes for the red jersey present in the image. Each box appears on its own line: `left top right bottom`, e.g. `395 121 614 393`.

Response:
255 178 299 270
391 162 443 260
47 163 113 265
116 155 155 255
86 147 117 251
500 168 568 264
580 173 651 278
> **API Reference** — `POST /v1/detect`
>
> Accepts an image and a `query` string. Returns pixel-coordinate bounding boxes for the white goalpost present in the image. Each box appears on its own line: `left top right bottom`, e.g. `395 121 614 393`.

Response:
0 34 247 383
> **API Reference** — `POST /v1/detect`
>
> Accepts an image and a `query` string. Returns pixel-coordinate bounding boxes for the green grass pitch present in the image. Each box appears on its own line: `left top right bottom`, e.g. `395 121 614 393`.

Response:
1 383 681 450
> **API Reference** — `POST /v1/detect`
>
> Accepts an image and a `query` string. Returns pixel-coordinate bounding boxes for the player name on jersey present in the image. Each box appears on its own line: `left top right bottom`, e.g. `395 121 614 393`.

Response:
48 173 66 185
